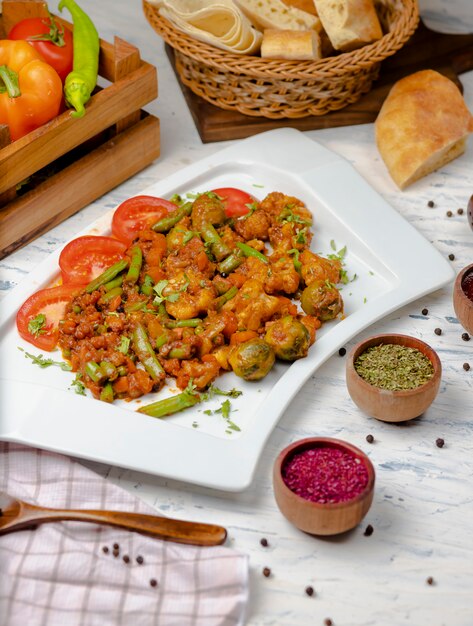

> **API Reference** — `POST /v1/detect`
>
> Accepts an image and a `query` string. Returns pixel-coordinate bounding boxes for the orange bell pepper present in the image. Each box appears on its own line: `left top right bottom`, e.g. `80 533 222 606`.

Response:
0 40 62 141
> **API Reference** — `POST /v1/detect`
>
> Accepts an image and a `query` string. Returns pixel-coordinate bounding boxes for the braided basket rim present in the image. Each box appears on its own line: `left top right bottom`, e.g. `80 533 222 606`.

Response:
143 0 419 80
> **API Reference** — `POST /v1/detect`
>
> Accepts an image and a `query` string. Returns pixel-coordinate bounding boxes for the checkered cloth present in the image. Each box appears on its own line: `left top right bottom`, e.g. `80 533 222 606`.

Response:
0 443 249 626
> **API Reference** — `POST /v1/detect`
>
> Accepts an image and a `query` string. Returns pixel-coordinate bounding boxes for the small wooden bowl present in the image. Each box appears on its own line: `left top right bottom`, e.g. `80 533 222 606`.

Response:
273 437 375 536
453 264 473 334
346 334 441 423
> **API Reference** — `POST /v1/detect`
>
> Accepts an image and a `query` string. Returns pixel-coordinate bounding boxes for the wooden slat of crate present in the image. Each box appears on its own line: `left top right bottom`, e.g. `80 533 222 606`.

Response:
0 0 160 258
0 114 160 259
0 57 157 196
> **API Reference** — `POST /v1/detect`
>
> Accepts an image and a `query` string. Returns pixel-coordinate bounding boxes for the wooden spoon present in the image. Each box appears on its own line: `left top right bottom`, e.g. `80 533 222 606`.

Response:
0 492 227 546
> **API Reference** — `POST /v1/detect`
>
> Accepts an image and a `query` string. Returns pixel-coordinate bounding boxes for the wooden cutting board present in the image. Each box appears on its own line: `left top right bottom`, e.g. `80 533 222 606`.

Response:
166 21 473 143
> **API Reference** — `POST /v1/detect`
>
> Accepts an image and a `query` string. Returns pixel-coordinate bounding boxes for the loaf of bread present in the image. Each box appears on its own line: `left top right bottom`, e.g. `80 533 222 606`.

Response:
261 29 322 60
234 0 321 31
313 0 382 51
375 70 473 189
282 0 318 16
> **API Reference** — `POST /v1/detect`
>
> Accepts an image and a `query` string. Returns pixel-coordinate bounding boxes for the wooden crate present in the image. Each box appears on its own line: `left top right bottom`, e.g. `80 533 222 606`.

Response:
0 0 160 259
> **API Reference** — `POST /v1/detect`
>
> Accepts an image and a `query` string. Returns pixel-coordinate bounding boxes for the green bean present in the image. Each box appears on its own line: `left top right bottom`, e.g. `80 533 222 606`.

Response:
152 202 193 233
85 259 128 293
235 242 268 263
59 0 99 118
100 382 114 403
200 223 231 261
99 286 123 303
124 300 147 313
100 361 117 380
164 319 201 329
85 361 105 383
72 304 82 314
125 245 142 284
104 275 124 292
131 323 165 382
137 390 201 418
217 251 243 275
214 285 238 310
155 332 170 349
141 274 154 296
168 347 190 359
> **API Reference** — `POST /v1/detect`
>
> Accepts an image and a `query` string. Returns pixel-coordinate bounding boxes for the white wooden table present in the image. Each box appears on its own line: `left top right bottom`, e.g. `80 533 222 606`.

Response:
1 2 472 624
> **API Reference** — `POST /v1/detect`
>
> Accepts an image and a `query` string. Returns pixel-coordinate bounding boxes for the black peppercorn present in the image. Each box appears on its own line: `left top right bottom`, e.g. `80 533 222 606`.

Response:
263 567 271 578
260 538 269 547
436 438 445 448
364 524 374 537
123 555 130 564
150 579 158 588
462 333 470 341
457 208 464 215
324 619 333 626
463 363 470 371
422 308 428 316
102 546 109 554
113 543 119 550
305 586 315 597
434 328 442 336
136 555 144 565
426 577 434 585
446 210 453 217
113 549 119 558
366 434 374 444
427 201 435 208
338 347 346 357
448 253 455 261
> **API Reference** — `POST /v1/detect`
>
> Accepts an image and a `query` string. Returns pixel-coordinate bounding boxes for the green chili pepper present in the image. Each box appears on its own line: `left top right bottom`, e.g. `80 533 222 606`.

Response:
58 0 99 118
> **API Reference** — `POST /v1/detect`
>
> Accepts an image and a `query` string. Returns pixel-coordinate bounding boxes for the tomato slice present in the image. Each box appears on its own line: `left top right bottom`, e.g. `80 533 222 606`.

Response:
16 284 83 351
59 236 127 285
111 196 178 244
8 17 74 83
212 187 255 218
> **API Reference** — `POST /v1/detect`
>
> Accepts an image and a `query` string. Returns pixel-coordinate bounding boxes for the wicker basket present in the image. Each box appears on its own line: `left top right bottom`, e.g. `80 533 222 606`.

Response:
143 0 419 120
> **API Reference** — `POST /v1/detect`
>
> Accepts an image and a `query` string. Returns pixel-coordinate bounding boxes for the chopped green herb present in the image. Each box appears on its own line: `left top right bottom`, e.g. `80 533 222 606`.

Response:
70 374 86 395
295 228 307 245
330 239 337 251
355 343 434 391
203 409 213 416
252 183 265 188
202 385 242 400
27 313 46 337
363 297 367 303
18 347 72 371
166 292 180 303
238 202 258 220
117 336 130 354
192 421 199 428
288 248 302 272
279 206 311 226
369 270 374 276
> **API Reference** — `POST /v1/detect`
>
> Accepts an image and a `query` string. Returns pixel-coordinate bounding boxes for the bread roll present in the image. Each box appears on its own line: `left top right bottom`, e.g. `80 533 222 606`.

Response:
375 70 473 189
282 0 318 16
261 29 322 60
234 0 321 31
313 0 382 51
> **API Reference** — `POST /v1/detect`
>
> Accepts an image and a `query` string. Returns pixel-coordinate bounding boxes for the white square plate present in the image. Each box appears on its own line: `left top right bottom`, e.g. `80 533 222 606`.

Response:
0 129 454 491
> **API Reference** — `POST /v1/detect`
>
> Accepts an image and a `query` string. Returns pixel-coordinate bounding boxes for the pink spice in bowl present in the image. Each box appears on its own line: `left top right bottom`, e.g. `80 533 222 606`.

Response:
273 437 375 536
